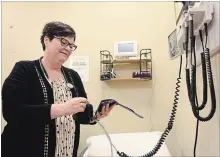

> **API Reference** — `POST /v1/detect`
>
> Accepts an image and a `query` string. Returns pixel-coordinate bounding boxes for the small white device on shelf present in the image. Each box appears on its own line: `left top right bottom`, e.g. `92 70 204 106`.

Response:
114 41 138 59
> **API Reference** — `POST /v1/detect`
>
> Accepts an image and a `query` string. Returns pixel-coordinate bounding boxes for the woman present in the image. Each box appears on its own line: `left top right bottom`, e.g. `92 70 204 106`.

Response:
1 21 114 157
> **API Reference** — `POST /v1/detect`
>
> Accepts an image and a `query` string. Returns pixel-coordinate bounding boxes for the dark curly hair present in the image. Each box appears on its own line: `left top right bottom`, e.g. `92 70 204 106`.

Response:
40 21 76 50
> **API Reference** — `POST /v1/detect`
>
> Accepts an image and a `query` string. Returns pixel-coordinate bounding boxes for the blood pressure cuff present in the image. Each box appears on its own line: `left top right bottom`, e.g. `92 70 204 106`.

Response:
73 104 94 124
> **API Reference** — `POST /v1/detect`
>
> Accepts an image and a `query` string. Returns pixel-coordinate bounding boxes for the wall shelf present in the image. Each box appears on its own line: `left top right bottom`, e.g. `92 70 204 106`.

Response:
103 78 151 82
100 49 152 82
101 59 151 64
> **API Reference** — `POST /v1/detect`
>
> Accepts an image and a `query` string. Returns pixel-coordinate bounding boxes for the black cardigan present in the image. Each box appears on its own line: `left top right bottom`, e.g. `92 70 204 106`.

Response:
1 58 95 157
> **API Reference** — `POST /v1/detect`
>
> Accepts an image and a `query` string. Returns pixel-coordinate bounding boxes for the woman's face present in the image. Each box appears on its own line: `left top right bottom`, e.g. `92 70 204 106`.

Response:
44 35 77 64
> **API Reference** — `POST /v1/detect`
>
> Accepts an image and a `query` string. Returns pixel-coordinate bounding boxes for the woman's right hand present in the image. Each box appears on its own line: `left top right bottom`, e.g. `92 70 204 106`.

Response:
51 97 89 119
64 97 88 115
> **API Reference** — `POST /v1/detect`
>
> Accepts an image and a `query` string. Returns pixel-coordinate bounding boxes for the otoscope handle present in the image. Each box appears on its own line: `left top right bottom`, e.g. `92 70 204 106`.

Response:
199 30 203 42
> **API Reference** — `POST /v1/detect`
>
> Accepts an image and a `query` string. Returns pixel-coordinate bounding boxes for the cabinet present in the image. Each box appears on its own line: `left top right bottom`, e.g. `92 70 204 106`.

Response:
100 49 152 81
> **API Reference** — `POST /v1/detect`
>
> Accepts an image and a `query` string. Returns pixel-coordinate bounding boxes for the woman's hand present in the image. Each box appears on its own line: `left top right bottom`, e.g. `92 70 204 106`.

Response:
51 97 89 119
95 103 115 120
64 97 88 115
51 98 116 120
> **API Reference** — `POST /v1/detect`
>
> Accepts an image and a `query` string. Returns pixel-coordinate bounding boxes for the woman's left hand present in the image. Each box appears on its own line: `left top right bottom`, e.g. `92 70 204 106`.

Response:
95 103 115 120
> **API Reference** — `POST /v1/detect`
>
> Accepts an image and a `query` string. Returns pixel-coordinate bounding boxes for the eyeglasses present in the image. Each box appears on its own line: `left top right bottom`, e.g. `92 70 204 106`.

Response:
54 36 77 51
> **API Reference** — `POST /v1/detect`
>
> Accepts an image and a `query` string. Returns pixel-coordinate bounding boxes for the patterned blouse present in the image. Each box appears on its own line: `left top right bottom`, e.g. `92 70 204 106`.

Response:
51 76 75 157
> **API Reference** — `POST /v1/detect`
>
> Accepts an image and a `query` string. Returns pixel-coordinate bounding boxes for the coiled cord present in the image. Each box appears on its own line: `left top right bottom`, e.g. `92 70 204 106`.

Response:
185 16 215 157
186 21 208 111
196 51 208 110
116 56 183 157
189 48 216 121
186 18 216 122
193 30 208 110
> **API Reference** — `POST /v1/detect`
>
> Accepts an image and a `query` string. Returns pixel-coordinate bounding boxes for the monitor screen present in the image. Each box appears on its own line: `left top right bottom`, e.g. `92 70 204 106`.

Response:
118 43 135 53
114 41 137 57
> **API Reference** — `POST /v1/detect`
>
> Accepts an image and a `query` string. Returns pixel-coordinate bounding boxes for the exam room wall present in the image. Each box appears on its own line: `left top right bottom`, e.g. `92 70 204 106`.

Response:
1 2 219 157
